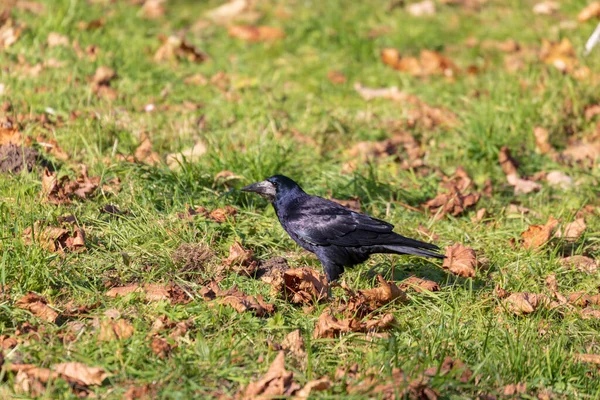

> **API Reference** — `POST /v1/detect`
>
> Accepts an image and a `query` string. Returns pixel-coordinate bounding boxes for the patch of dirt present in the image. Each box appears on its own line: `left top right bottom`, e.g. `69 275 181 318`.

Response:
0 144 44 173
171 243 214 276
256 256 290 279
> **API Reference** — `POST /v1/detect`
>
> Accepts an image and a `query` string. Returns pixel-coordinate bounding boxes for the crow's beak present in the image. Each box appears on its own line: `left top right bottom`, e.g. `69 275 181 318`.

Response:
241 180 276 200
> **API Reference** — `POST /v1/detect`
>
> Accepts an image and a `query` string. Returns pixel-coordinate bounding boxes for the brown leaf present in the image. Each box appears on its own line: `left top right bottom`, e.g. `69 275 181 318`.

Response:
313 309 395 339
356 275 407 308
585 104 600 121
540 38 577 73
223 241 257 276
557 218 586 240
312 310 361 339
546 170 572 189
382 47 459 78
521 216 559 249
504 292 552 315
154 35 208 63
208 206 237 223
281 329 306 358
132 133 161 165
279 267 329 304
98 318 134 341
41 167 101 204
575 353 600 364
442 243 476 277
166 141 207 169
562 140 600 165
107 283 189 304
142 0 166 18
398 276 440 292
228 25 285 42
506 174 542 195
294 377 331 399
123 384 156 400
498 146 519 176
47 32 69 47
578 2 600 22
504 383 527 396
327 70 347 84
0 125 23 146
205 0 259 25
15 293 58 322
559 256 598 274
52 362 108 386
200 281 274 317
533 126 552 154
242 352 299 398
533 1 559 15
0 11 23 50
150 336 173 358
105 284 143 298
407 0 436 16
423 185 480 219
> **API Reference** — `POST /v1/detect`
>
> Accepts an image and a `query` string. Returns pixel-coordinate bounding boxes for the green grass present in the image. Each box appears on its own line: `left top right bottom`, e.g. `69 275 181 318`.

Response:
2 0 600 398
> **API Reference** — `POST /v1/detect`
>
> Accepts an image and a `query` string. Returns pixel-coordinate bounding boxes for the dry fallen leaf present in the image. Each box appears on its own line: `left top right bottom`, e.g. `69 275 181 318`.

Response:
578 2 600 22
574 353 600 364
540 38 577 73
442 243 476 277
242 352 299 398
521 216 559 249
545 171 572 189
423 184 480 220
504 383 527 396
98 318 134 341
15 292 58 322
504 292 552 315
22 221 86 253
281 329 306 358
42 166 104 204
228 25 285 42
327 70 347 84
52 362 108 386
47 32 69 47
499 146 542 195
294 377 331 399
381 48 459 78
0 11 23 51
559 256 598 274
278 268 329 304
141 0 166 19
533 1 559 15
557 218 586 240
533 126 552 154
166 141 207 169
313 309 395 339
223 241 257 276
150 336 173 358
355 275 407 308
398 276 440 292
407 0 436 16
105 283 189 304
200 281 275 317
154 35 208 63
205 0 259 25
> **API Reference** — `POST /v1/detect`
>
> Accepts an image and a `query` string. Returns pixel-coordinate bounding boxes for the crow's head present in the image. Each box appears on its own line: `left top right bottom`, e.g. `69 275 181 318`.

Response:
241 175 301 202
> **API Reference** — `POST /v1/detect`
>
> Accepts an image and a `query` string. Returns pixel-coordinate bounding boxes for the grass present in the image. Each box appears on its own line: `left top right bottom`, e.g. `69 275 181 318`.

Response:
2 0 600 398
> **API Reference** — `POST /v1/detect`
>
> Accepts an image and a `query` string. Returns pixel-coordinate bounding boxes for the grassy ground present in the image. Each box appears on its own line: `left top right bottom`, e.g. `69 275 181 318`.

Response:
2 0 600 398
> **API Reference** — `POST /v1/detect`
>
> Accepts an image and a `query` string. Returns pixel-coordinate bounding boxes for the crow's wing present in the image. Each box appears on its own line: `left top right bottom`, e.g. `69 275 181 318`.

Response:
285 195 432 248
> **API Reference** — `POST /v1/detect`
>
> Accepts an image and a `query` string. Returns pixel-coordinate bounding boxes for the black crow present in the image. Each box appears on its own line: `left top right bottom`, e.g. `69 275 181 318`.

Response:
242 175 443 282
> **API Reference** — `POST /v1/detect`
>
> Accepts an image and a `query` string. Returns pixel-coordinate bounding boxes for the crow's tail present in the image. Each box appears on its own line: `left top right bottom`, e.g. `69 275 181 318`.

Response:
383 243 445 259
